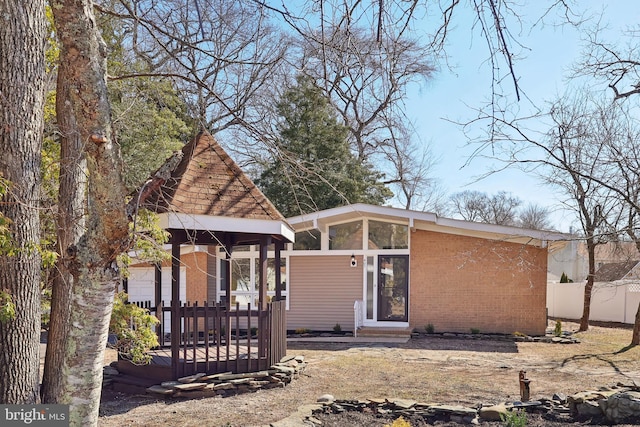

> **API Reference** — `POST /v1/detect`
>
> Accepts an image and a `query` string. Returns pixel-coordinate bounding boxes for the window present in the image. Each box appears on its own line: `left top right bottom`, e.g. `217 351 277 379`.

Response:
255 258 287 292
329 221 363 250
229 258 254 306
294 229 321 250
368 220 408 250
219 246 288 308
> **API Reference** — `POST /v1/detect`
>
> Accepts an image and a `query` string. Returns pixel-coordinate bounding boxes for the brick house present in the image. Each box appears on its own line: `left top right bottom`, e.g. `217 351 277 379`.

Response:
283 204 568 336
126 134 568 343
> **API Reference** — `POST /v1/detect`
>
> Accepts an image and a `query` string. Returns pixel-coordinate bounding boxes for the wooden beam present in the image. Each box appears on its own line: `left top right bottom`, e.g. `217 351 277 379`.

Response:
171 240 181 379
258 236 270 311
154 262 162 344
275 240 283 301
223 234 233 310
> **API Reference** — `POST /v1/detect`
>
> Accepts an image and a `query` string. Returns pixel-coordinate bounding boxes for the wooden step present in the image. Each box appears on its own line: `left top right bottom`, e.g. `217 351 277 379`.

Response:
355 327 412 338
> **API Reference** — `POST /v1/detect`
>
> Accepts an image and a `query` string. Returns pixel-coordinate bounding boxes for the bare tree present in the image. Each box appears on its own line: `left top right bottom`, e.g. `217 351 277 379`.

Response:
449 190 490 223
96 0 288 133
449 190 522 226
518 203 552 230
468 90 623 332
591 104 640 343
577 23 640 100
378 111 445 211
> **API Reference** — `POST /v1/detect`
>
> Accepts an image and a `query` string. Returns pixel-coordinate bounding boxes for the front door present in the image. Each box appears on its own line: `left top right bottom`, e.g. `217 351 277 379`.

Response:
377 255 408 322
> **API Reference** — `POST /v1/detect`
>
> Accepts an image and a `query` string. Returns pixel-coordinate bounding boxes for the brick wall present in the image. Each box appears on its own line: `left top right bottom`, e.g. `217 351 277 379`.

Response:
183 251 209 303
409 230 548 335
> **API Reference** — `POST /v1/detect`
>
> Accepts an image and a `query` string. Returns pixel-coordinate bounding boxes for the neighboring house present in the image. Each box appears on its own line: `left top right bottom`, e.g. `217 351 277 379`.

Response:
548 240 640 284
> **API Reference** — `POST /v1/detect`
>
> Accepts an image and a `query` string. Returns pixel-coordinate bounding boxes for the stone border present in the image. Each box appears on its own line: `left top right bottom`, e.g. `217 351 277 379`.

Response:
299 384 640 426
103 355 306 399
410 331 580 344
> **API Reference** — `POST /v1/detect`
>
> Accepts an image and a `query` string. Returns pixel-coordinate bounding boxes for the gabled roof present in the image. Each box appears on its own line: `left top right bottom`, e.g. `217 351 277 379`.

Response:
141 132 293 242
594 260 640 282
287 203 569 248
143 131 285 221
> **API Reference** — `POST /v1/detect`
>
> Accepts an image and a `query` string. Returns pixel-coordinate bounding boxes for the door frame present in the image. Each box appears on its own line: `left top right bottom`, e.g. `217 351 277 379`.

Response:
362 253 410 328
377 254 409 322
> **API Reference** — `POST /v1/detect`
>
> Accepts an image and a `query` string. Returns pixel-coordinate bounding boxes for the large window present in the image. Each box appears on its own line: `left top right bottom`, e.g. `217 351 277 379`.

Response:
368 220 408 250
219 246 287 308
294 229 321 250
329 220 363 250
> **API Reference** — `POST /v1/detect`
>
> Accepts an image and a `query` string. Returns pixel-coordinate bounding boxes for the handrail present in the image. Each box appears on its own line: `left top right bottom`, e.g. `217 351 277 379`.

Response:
353 300 364 337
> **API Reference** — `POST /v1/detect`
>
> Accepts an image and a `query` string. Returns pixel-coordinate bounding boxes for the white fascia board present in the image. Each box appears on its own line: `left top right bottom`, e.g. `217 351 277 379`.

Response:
285 203 570 247
415 216 570 247
286 203 437 230
159 212 295 243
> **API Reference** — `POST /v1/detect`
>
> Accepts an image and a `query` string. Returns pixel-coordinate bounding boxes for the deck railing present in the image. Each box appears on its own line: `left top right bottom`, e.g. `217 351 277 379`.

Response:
133 300 287 379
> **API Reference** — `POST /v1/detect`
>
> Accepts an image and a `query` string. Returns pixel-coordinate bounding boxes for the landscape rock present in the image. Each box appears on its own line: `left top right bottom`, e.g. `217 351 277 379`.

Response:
307 385 640 426
103 366 119 376
146 385 174 396
172 382 207 391
317 394 335 404
390 398 416 409
113 355 308 401
552 392 567 403
576 400 602 417
603 391 640 424
478 403 508 421
177 372 206 383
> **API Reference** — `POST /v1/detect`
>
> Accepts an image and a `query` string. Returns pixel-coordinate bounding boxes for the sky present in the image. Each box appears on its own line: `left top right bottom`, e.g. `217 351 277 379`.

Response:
404 1 640 232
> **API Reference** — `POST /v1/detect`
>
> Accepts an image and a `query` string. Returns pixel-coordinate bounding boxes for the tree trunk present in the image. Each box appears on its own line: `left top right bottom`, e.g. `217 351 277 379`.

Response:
578 237 596 332
632 302 640 346
0 0 46 404
41 91 87 401
44 1 129 426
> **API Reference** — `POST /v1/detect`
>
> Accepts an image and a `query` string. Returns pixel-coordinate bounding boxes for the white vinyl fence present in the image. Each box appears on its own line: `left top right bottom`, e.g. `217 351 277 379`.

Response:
547 281 640 324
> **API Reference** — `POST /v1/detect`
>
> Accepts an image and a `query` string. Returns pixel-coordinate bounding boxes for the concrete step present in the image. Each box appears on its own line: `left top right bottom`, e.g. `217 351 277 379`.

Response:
355 327 412 338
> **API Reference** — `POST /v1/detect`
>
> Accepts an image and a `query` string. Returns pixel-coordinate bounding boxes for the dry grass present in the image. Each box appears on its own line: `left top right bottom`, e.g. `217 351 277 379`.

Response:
98 321 640 427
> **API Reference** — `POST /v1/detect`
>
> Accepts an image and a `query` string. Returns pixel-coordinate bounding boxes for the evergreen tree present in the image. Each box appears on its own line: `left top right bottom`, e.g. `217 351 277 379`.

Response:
99 11 195 191
257 76 391 217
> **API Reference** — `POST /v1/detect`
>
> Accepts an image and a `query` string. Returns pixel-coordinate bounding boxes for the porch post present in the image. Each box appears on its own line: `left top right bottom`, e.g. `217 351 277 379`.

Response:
154 262 162 344
258 236 270 363
171 239 181 379
223 234 233 310
154 262 162 309
258 236 270 311
274 240 283 301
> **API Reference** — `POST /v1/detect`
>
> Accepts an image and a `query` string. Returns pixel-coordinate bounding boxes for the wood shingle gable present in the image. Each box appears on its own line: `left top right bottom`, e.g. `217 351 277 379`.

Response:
142 132 285 222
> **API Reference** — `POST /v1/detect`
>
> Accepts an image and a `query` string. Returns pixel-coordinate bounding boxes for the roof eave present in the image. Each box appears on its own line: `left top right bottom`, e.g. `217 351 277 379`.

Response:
159 212 295 243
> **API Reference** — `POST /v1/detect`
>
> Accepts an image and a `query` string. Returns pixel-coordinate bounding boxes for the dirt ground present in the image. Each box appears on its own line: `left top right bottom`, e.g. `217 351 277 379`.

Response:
97 321 640 426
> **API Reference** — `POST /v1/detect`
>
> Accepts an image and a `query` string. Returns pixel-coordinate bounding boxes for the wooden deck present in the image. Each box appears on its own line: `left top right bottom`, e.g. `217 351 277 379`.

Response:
118 300 287 381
